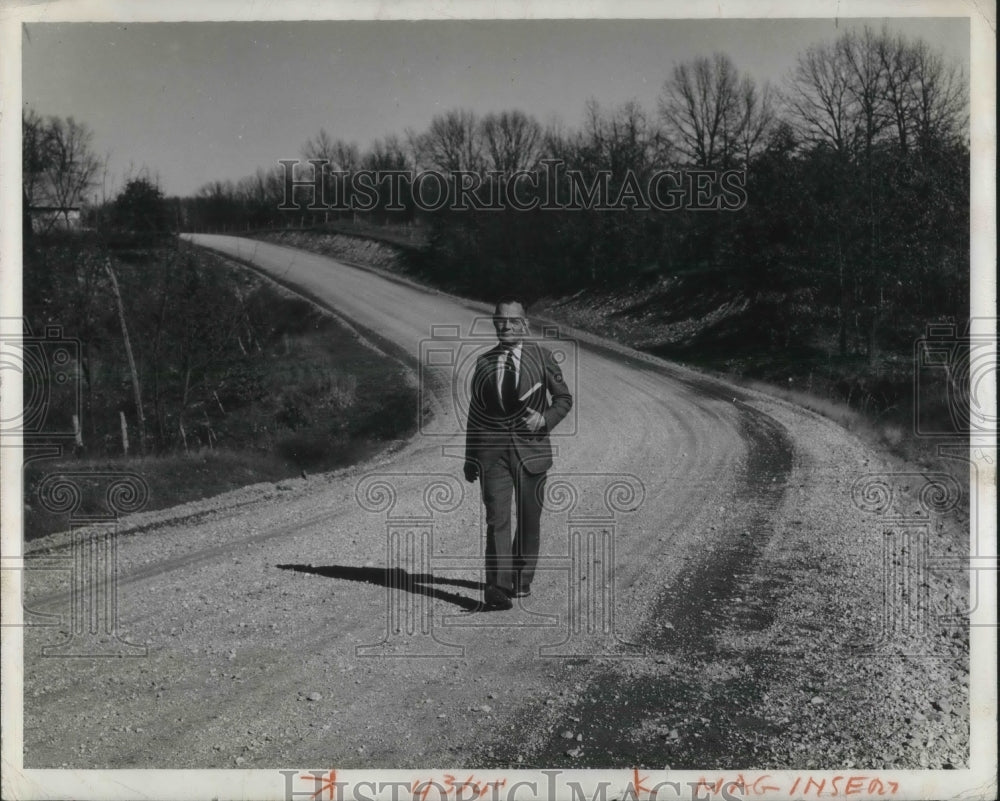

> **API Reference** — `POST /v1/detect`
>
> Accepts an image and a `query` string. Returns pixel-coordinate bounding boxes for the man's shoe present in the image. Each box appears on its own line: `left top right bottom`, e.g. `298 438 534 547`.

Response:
511 585 531 599
483 585 513 610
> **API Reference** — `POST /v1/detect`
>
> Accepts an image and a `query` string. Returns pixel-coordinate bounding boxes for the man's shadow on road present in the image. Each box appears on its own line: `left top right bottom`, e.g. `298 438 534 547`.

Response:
276 564 488 612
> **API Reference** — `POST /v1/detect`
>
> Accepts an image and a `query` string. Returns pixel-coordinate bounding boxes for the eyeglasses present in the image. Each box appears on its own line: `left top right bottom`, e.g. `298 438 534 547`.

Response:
492 316 526 327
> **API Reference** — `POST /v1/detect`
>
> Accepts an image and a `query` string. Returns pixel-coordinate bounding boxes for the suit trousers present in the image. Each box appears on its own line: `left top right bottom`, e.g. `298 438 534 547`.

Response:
480 439 547 593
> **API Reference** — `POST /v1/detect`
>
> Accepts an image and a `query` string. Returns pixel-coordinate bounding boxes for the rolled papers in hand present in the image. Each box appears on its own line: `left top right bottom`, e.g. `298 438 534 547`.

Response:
519 382 542 402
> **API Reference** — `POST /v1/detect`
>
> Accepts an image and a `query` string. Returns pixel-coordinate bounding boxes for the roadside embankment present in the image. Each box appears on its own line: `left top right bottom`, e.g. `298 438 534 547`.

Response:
23 234 417 540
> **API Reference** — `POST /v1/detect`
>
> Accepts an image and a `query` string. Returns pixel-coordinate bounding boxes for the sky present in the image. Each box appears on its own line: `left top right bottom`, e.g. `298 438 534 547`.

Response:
21 18 970 198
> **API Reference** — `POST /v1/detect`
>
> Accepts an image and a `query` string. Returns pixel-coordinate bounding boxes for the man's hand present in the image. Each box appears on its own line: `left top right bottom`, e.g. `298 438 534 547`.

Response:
463 460 480 483
522 409 546 433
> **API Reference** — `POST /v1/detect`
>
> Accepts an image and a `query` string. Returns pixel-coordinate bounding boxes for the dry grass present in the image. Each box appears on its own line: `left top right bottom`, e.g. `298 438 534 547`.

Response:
22 241 417 541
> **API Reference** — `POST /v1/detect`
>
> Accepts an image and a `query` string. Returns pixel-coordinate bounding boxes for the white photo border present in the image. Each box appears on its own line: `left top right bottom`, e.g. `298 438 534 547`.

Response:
1 1 995 800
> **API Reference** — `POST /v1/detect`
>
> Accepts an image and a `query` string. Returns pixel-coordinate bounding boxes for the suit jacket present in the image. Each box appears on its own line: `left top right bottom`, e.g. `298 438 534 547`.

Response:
465 340 573 475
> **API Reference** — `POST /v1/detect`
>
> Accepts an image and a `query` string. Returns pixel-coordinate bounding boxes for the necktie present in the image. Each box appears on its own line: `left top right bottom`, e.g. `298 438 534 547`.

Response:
501 350 517 411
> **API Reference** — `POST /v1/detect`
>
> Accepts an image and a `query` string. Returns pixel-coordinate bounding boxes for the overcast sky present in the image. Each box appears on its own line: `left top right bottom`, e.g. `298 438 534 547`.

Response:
22 18 970 198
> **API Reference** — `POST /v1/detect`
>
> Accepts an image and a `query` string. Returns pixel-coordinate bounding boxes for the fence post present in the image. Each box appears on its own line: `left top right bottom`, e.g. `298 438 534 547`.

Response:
119 411 129 457
104 260 146 454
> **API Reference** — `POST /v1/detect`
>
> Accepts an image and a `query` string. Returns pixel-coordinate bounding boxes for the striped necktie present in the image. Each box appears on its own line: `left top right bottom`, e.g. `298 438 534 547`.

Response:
501 349 517 411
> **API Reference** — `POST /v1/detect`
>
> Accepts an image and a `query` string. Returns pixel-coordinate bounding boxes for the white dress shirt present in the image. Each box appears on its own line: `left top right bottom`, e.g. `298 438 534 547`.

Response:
497 342 522 409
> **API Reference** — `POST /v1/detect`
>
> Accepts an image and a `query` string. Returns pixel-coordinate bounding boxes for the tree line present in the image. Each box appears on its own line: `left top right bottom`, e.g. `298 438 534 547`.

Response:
176 26 968 362
25 24 969 366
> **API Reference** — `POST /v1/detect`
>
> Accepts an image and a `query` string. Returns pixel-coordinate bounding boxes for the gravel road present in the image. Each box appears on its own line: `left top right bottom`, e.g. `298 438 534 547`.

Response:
21 235 970 772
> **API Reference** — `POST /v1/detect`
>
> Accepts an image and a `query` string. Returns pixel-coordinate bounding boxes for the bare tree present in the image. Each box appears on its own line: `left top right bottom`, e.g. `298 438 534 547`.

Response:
362 134 410 172
734 77 776 166
786 26 966 158
301 129 360 216
332 140 361 174
303 130 361 174
480 110 544 175
301 129 337 217
907 38 968 151
784 41 855 155
658 53 745 168
22 109 51 204
23 110 102 233
44 116 102 229
22 108 51 238
302 128 335 164
877 29 919 152
838 27 891 159
238 169 269 206
264 164 290 212
573 99 667 176
412 109 484 173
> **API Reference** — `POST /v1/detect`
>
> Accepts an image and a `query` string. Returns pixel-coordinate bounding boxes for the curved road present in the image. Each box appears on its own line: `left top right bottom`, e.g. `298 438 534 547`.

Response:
20 235 969 776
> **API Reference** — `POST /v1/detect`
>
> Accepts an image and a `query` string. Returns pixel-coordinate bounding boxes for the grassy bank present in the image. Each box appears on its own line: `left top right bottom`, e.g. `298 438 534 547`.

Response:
23 234 416 541
534 276 970 484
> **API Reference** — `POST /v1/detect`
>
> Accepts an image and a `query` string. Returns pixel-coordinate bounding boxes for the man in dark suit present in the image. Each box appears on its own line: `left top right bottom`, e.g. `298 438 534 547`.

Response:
463 298 573 610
